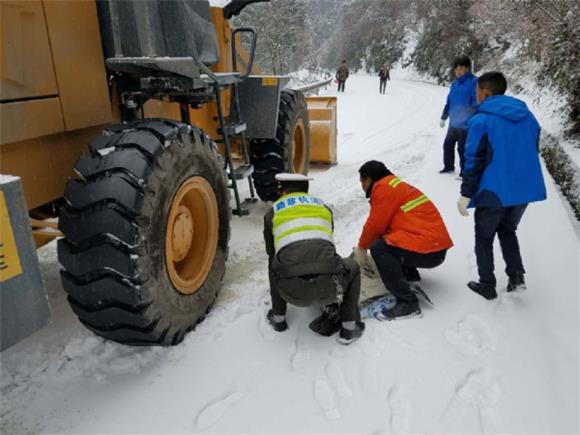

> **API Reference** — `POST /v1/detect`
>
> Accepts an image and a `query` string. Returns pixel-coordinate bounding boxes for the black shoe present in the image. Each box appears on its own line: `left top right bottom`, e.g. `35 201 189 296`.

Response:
267 309 288 332
403 267 421 282
507 274 526 292
439 168 454 174
309 304 341 336
377 300 422 320
467 281 497 300
338 321 365 345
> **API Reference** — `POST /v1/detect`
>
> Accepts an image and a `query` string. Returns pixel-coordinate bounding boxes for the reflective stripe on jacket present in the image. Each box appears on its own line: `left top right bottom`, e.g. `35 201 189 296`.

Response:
273 192 334 253
358 175 453 254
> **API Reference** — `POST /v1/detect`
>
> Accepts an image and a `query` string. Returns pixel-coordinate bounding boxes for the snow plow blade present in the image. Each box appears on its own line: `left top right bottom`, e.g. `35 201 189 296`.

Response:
306 96 337 165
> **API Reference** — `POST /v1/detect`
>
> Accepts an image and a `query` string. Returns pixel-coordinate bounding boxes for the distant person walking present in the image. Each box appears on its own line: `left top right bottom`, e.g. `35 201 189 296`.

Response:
457 72 547 300
379 64 390 94
336 60 349 92
439 55 478 176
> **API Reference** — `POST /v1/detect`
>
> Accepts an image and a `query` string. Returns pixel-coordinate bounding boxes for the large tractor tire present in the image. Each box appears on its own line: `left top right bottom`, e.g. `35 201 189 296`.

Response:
250 89 311 201
58 120 230 346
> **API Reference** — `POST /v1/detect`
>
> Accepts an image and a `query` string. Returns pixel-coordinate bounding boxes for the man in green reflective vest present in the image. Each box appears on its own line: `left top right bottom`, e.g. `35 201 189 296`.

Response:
263 173 365 344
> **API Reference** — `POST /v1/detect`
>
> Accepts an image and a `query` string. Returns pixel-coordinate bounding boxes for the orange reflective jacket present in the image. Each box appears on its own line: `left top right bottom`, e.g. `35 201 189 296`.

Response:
358 175 453 253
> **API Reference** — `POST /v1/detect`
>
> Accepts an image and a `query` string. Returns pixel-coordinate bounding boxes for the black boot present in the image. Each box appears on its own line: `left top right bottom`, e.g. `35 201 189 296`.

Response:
507 274 526 292
467 281 497 300
338 321 365 345
377 300 422 320
267 309 288 332
309 304 341 336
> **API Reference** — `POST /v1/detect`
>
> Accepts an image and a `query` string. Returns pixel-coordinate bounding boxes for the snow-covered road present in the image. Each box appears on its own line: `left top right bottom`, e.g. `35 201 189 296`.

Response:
1 74 578 434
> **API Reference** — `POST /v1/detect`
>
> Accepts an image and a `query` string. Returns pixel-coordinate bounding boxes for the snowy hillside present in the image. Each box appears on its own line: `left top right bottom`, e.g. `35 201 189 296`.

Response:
1 74 578 434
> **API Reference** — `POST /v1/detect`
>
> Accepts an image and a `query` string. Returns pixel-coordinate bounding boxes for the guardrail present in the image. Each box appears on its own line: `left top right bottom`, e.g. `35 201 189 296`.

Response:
292 78 333 95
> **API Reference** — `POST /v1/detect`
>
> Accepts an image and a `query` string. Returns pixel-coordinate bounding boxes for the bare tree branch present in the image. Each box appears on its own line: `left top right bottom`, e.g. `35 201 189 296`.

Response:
532 0 562 22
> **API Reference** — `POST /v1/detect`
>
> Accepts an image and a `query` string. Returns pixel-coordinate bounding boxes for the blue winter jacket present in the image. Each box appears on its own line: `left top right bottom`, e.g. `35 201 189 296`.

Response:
461 95 547 208
441 71 478 129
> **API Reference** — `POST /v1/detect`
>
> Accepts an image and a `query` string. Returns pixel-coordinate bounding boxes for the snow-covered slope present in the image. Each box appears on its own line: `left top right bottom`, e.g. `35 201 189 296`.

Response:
1 74 578 434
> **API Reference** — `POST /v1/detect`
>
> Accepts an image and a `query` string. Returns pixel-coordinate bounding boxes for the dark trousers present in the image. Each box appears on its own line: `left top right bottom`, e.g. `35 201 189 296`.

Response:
269 257 361 322
379 79 387 94
337 80 346 92
474 205 527 285
370 239 447 303
443 127 468 173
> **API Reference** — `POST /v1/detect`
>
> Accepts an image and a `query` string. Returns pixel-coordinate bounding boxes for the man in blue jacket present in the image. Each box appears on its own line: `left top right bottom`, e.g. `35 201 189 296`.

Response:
457 72 547 300
439 56 478 175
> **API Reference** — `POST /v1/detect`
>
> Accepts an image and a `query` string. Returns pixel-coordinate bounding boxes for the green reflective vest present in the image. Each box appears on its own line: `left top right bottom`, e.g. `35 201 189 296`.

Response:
272 192 334 253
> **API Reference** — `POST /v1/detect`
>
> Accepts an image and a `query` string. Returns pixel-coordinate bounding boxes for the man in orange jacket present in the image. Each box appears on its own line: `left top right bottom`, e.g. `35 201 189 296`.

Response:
355 161 453 319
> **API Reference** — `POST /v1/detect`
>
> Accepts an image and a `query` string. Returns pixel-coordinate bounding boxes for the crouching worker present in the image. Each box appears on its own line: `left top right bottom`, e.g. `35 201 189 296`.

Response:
354 161 453 320
264 173 364 344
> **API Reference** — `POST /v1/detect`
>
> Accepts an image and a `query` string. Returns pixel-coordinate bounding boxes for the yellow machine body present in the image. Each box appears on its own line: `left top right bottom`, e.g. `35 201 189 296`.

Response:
0 0 337 247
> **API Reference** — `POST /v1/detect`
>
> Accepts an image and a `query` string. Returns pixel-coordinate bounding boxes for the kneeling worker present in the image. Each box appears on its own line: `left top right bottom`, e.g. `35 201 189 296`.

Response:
264 173 364 344
355 161 453 320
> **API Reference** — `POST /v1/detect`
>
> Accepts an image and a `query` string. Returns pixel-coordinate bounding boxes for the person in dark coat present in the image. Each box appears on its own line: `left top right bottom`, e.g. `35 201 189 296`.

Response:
458 72 547 300
336 60 349 92
263 173 364 344
439 55 478 175
379 64 390 94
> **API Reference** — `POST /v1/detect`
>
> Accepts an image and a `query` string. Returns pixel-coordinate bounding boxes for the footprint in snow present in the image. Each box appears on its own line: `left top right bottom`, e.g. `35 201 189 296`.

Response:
444 314 496 357
457 368 501 408
258 312 277 341
325 362 352 398
361 359 380 395
330 348 346 359
194 392 244 430
388 384 411 434
291 331 310 371
495 291 525 317
456 368 503 432
291 349 310 371
314 379 340 420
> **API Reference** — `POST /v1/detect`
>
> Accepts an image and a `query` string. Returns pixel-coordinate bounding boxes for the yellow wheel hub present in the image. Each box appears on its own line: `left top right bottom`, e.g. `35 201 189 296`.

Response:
292 118 306 173
166 176 218 295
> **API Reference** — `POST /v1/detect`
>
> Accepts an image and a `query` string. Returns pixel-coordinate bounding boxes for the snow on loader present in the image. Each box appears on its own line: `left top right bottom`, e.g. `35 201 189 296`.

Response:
0 0 337 350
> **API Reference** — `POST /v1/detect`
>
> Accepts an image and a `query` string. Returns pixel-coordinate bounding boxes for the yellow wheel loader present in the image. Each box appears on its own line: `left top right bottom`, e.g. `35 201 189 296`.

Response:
0 0 337 349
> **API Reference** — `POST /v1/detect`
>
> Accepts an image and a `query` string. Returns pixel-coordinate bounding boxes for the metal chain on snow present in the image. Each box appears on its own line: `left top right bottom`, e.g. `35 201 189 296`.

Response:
333 275 344 304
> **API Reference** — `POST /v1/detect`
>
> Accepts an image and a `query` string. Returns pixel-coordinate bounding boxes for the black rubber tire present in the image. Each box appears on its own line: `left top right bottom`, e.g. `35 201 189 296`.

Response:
58 119 230 346
250 90 311 201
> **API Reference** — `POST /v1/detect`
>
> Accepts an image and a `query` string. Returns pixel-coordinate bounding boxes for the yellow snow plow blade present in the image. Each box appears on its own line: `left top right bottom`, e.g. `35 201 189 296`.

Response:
306 96 337 165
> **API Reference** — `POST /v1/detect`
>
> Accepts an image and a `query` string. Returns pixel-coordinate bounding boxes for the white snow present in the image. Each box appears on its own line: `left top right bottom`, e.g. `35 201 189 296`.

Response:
0 174 19 184
208 0 229 7
1 73 578 434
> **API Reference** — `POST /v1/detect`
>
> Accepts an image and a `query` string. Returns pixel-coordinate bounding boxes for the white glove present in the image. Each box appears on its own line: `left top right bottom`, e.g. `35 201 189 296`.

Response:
353 247 376 277
457 196 470 216
439 119 446 128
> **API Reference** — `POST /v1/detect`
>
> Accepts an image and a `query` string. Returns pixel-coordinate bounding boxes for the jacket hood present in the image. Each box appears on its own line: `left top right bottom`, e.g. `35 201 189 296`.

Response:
477 95 530 122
